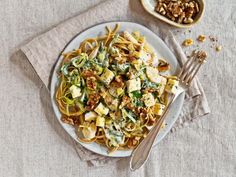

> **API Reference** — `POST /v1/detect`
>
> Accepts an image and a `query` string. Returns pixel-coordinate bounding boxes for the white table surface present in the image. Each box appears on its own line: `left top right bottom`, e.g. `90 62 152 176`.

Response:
0 0 235 176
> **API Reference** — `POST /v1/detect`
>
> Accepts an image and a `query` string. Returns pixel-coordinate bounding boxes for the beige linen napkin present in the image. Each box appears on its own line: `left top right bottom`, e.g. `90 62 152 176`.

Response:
20 0 210 166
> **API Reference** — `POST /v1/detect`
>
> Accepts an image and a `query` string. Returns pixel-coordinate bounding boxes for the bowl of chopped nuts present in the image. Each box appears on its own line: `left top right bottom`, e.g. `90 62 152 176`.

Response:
141 0 205 28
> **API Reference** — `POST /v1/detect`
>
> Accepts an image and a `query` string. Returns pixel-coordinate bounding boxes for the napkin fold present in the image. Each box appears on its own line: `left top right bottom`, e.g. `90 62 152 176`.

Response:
20 0 210 166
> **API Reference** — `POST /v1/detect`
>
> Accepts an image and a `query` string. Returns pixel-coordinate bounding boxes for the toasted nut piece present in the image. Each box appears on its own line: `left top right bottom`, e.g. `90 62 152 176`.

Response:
178 12 185 23
185 7 194 18
197 51 208 61
216 45 222 52
197 35 206 42
155 3 162 12
166 12 176 21
182 39 194 46
194 1 200 12
188 2 195 8
159 7 166 15
171 4 183 17
86 76 97 90
183 17 193 24
158 59 170 72
162 3 167 9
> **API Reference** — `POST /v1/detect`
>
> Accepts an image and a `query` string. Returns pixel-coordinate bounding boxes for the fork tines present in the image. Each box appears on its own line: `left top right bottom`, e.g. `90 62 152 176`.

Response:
178 50 207 85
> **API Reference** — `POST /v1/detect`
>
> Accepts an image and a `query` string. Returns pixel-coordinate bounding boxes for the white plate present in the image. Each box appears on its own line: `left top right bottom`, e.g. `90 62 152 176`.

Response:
50 22 185 157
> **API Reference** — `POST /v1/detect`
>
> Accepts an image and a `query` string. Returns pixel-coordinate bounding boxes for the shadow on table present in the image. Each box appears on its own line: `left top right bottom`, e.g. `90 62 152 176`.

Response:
10 50 75 148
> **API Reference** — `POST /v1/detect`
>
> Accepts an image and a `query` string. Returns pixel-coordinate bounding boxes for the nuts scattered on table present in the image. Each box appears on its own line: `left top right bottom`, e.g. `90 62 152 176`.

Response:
216 45 222 52
197 35 206 42
182 32 222 55
155 0 200 24
182 38 194 46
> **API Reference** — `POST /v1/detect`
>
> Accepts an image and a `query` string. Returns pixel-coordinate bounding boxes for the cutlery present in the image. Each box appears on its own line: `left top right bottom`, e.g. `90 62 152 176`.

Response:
130 50 207 170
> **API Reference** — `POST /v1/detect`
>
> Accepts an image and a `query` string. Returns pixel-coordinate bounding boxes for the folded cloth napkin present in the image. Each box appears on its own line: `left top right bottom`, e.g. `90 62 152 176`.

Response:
20 0 210 166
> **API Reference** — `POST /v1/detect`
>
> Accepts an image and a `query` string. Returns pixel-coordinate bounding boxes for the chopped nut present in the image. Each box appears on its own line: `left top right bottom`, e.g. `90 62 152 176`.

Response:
162 3 167 9
216 45 222 52
197 35 206 42
159 7 166 15
119 95 131 108
61 116 75 125
82 70 95 78
196 50 207 61
86 94 101 110
183 17 193 24
182 39 194 46
188 2 195 8
158 59 170 72
127 103 135 111
86 77 97 90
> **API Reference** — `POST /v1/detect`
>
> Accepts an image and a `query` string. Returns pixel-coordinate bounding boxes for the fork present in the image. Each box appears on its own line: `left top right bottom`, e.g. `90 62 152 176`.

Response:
130 50 207 171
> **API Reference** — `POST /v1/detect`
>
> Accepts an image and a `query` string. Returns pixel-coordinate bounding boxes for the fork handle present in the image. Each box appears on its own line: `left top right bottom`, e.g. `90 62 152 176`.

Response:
130 94 176 171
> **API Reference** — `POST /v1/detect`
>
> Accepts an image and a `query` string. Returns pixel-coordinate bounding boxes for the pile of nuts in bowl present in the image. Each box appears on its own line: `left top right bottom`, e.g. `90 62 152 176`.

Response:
155 0 200 24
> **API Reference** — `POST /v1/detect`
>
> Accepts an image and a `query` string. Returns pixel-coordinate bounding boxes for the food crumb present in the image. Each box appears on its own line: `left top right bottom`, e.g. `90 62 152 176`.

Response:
216 45 222 52
197 50 208 60
197 35 206 42
182 39 194 46
209 35 218 42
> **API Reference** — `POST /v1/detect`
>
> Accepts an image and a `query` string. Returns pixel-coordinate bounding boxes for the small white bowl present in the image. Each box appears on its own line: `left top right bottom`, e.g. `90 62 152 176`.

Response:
141 0 205 28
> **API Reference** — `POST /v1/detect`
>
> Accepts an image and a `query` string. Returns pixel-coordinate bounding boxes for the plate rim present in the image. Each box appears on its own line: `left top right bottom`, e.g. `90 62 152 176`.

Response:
50 21 185 157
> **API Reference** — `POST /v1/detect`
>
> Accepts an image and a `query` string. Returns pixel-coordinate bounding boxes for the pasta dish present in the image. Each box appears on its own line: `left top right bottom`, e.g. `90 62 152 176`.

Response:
55 24 179 153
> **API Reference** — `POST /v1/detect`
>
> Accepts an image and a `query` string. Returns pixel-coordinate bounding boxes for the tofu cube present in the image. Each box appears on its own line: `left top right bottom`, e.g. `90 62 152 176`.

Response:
143 93 155 107
153 103 165 116
84 111 97 121
158 77 167 96
94 103 109 116
127 78 141 93
69 85 81 98
139 50 151 63
100 68 115 85
165 79 179 94
146 67 162 83
96 116 105 127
